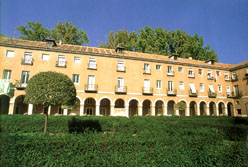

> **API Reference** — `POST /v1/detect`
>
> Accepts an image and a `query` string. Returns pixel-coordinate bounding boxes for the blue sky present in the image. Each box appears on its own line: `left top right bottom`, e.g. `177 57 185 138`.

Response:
1 0 248 64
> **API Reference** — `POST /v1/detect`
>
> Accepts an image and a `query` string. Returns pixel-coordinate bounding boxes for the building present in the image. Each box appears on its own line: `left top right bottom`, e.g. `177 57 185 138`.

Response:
0 37 248 117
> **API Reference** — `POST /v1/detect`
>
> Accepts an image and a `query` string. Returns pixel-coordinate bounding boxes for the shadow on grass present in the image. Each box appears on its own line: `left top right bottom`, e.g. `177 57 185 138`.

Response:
68 117 102 133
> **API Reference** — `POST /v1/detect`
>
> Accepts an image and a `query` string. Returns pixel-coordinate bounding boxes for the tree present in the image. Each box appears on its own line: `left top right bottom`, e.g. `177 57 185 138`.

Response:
100 26 218 61
16 21 89 45
16 22 51 41
24 71 76 134
51 21 89 45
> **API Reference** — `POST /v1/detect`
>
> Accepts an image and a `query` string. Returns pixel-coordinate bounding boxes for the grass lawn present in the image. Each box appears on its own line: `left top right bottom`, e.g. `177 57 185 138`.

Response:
1 115 248 166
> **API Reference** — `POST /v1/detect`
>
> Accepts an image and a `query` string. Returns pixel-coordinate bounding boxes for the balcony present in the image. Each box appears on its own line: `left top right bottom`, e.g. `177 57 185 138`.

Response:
188 73 195 78
115 86 127 94
208 91 217 98
0 79 14 97
167 71 175 76
142 87 153 95
21 58 33 65
15 80 27 90
227 92 240 98
88 63 97 70
225 76 230 81
85 84 98 93
189 90 198 97
231 75 238 82
207 75 214 80
167 89 177 96
143 69 151 74
117 66 126 72
56 61 66 68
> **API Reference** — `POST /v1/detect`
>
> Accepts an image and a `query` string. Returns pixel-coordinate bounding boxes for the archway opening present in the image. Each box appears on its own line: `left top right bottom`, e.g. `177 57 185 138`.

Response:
227 102 234 116
84 98 96 116
155 100 163 116
14 95 28 114
209 102 216 116
129 99 138 117
218 102 225 116
0 94 10 114
178 101 186 116
167 100 175 116
70 97 81 116
200 102 207 115
142 100 151 116
100 98 111 116
189 101 197 116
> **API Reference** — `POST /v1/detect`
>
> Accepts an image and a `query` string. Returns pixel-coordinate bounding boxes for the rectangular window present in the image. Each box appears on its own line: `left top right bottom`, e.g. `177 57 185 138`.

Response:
88 58 96 69
117 77 124 88
144 79 150 93
188 68 194 77
168 66 174 75
6 50 14 58
74 56 81 63
144 64 150 73
88 75 95 90
178 67 183 72
2 70 11 80
199 83 204 92
21 71 30 87
189 83 196 93
156 65 161 70
216 71 221 76
57 55 66 67
156 80 162 89
226 86 231 95
117 61 125 72
224 72 229 80
218 84 222 92
198 69 203 75
168 81 173 92
42 54 50 61
23 52 33 64
72 74 80 84
179 81 184 91
207 70 213 79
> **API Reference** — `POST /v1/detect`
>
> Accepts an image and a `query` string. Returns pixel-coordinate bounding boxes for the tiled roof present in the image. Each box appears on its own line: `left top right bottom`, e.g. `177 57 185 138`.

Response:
1 37 246 69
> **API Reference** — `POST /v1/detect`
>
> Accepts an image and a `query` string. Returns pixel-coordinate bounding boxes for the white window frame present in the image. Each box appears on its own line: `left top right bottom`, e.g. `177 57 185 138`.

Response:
188 68 194 77
216 71 221 77
6 50 15 58
198 69 203 75
168 66 173 75
156 65 161 70
41 54 50 61
179 81 184 91
168 81 173 92
178 67 183 72
58 55 66 66
144 79 150 93
2 70 11 80
117 61 125 71
144 64 150 73
89 58 96 69
117 77 125 92
24 52 33 64
224 72 229 80
218 84 222 92
226 86 231 95
156 80 162 89
74 56 81 63
72 74 80 85
199 83 204 92
207 70 213 79
21 71 30 87
88 75 95 90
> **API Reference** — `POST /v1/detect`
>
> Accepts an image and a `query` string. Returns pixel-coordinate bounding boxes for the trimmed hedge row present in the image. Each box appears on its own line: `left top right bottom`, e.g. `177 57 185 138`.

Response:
1 115 248 166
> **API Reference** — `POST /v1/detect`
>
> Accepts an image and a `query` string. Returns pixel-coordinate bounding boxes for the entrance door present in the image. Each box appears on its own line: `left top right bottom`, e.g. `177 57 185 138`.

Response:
168 81 173 92
117 77 124 92
88 75 95 90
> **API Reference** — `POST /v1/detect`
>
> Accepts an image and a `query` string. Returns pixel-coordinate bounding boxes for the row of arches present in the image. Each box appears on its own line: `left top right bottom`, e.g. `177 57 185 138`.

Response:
0 94 235 117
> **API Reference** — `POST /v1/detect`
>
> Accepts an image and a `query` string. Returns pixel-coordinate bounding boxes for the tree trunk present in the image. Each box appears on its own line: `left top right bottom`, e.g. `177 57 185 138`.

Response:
44 108 48 134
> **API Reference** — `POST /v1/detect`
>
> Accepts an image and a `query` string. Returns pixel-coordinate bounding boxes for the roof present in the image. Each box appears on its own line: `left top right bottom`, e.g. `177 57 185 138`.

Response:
1 37 246 70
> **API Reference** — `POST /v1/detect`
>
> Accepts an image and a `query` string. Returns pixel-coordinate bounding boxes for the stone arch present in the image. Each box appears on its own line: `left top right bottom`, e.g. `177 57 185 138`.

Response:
0 94 10 114
142 99 152 116
84 97 96 116
227 102 234 116
199 101 207 115
209 101 216 116
177 100 186 116
114 98 125 108
189 101 197 116
70 97 81 116
76 96 83 105
98 96 113 106
129 99 139 117
153 98 166 106
218 101 225 116
14 95 28 114
127 98 141 106
100 98 111 116
167 100 176 116
155 100 164 116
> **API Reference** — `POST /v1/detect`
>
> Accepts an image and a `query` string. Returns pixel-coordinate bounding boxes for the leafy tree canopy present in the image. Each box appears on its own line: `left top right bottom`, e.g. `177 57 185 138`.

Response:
16 21 89 45
24 71 76 107
100 26 218 61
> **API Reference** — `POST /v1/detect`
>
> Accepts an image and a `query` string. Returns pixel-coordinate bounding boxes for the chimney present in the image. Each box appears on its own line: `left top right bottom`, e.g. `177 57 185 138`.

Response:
115 44 125 54
169 53 179 60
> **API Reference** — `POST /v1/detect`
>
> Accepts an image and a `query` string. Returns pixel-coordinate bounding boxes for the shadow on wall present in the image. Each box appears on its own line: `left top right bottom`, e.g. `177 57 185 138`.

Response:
68 117 102 133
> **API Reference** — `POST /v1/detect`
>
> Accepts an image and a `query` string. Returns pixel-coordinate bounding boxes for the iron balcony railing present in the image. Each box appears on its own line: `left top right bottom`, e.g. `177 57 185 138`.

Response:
189 90 198 97
21 58 33 65
224 76 230 81
142 87 153 95
117 66 126 72
231 75 238 82
167 71 175 76
143 69 151 74
85 84 98 92
167 89 177 96
188 73 195 78
115 86 127 94
15 80 27 90
56 61 67 68
88 63 97 70
208 91 217 98
227 91 240 98
207 75 214 80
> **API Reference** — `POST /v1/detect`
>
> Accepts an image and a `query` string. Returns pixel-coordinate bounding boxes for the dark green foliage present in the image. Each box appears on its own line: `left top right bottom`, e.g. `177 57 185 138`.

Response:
68 117 102 133
100 26 218 61
24 71 76 107
1 115 248 166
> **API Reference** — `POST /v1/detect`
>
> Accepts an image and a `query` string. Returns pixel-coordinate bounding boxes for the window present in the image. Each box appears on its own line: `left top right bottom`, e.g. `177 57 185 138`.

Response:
117 61 125 72
237 109 241 115
218 84 222 92
156 80 162 89
216 71 221 76
235 101 240 105
156 65 161 70
224 72 229 80
23 52 33 64
168 81 173 92
178 67 183 72
144 79 150 93
57 55 66 67
167 66 173 75
188 68 194 77
207 70 213 79
21 71 30 87
2 70 11 80
72 74 80 84
42 54 49 61
74 56 81 63
189 83 196 94
6 50 14 58
226 86 231 95
87 75 95 90
144 64 150 73
179 81 184 91
199 83 204 92
88 58 96 69
117 77 124 91
198 69 203 75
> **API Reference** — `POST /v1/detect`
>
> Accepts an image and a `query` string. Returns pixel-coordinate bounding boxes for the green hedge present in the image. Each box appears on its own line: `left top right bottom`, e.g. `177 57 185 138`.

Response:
1 115 248 166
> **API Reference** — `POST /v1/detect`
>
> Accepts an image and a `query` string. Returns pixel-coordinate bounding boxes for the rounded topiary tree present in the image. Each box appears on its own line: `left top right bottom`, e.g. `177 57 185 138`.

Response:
24 71 76 134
